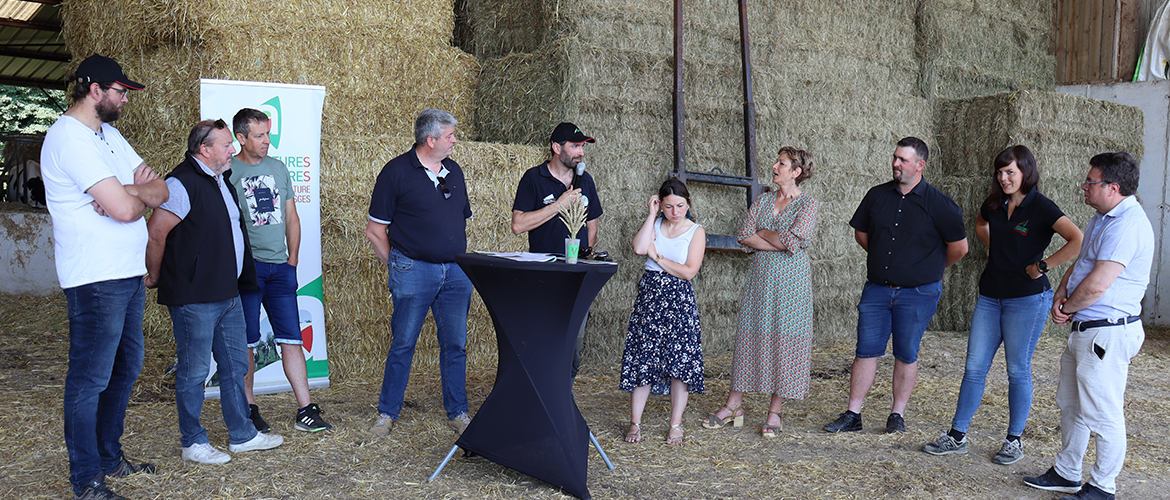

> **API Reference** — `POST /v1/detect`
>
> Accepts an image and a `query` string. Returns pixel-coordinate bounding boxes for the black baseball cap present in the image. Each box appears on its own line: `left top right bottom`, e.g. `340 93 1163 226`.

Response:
76 54 145 90
550 122 595 144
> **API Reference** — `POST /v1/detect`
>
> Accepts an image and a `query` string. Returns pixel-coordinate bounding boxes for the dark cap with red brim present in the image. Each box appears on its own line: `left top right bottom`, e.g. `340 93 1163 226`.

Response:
76 54 145 90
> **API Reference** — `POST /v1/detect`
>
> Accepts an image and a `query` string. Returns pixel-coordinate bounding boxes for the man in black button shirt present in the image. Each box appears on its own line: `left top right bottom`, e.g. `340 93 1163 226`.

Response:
824 137 968 434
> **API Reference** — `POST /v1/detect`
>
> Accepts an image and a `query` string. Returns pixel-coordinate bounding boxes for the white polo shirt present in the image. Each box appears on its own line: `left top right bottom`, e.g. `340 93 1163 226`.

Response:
1066 195 1154 321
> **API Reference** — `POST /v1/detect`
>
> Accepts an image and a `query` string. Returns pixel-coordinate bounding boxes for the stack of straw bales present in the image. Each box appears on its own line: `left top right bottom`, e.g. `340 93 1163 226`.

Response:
930 90 1144 335
465 0 1143 366
470 0 942 362
62 0 480 171
60 0 544 381
60 0 1147 380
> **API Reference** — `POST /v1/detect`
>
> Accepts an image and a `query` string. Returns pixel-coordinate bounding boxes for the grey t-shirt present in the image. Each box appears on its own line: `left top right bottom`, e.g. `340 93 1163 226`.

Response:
228 156 295 264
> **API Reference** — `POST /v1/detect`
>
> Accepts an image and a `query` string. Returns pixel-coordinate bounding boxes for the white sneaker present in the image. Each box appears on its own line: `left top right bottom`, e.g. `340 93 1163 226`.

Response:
182 443 231 464
228 432 284 453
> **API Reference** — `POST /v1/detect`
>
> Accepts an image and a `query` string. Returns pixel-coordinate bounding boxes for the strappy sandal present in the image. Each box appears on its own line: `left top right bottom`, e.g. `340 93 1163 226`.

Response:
666 424 684 445
625 422 642 443
761 410 782 438
702 404 744 429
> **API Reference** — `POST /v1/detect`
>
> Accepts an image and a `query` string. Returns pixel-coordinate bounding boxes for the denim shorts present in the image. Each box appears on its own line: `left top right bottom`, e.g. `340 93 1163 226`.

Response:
855 280 942 363
241 261 302 347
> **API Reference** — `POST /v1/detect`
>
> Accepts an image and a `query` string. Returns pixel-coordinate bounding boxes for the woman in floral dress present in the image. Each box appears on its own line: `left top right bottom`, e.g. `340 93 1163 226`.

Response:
703 146 818 437
620 178 707 445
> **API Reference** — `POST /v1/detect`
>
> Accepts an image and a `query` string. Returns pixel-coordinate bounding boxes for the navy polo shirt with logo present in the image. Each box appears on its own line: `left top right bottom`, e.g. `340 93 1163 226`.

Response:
368 146 472 263
849 178 966 288
511 161 603 254
978 189 1064 299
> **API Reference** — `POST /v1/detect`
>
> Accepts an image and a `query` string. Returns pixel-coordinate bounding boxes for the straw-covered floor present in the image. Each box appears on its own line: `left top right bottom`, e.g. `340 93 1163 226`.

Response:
4 294 1170 499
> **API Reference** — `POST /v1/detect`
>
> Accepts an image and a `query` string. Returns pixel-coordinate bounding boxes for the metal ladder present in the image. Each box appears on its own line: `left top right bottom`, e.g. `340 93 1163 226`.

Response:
669 0 767 250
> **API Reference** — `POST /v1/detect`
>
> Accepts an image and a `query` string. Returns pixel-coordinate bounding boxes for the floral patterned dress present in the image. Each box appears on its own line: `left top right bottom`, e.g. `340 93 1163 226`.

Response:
619 223 705 395
730 192 818 398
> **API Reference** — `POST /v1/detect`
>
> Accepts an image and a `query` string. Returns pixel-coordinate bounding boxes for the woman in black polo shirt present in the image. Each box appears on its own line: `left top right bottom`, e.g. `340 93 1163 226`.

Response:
923 145 1083 465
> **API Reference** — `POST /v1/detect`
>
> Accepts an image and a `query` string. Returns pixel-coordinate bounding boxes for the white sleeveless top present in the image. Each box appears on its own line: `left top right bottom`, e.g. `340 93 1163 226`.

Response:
645 218 701 272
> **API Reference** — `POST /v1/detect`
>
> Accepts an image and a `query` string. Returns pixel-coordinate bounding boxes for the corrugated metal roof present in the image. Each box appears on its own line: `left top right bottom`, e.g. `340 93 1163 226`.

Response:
0 0 67 89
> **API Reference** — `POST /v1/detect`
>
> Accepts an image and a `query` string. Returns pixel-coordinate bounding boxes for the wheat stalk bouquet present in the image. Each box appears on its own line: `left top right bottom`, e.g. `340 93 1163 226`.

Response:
558 196 587 240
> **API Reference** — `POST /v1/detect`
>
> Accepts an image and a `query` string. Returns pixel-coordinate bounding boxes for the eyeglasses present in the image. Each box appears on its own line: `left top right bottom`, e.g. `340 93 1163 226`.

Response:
193 118 229 150
1082 180 1111 188
436 175 451 200
100 84 128 98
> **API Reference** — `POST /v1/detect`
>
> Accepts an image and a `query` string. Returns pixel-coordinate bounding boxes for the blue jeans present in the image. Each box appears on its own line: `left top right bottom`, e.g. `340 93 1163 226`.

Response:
241 261 302 346
951 290 1052 435
856 281 942 363
169 297 258 447
63 277 145 494
378 249 472 420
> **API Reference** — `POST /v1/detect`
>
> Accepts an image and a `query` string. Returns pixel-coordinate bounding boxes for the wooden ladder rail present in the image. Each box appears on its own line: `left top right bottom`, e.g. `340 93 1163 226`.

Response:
670 0 768 250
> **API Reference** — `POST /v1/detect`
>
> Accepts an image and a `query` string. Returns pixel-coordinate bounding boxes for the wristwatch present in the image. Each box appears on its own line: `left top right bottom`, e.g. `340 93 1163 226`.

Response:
1037 260 1048 274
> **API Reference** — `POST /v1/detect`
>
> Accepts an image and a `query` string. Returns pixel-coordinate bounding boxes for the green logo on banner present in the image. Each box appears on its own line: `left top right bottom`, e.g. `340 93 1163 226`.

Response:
260 96 282 149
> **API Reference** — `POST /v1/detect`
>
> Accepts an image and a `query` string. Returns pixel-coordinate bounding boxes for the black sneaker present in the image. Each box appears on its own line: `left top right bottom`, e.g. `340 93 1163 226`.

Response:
1058 483 1115 500
250 404 271 433
823 411 862 432
1024 467 1082 494
885 413 906 434
75 480 127 500
295 403 333 432
105 456 157 478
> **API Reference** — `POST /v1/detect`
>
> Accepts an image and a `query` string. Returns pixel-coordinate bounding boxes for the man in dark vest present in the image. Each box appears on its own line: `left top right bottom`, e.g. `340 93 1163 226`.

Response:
146 119 284 464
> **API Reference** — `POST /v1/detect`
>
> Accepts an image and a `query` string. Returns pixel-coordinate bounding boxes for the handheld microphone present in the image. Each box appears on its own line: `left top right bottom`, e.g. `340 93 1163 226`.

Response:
572 161 586 189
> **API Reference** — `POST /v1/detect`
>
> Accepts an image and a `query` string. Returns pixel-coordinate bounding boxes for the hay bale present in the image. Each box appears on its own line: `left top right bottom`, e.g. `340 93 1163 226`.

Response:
61 0 481 173
915 0 1055 99
931 90 1145 334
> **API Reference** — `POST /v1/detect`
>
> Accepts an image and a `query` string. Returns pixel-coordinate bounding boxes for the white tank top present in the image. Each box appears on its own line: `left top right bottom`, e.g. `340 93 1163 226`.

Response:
645 218 701 272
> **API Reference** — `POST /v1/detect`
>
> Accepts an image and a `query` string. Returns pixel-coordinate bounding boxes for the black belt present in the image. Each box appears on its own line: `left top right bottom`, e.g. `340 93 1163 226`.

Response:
1070 315 1140 332
878 282 921 290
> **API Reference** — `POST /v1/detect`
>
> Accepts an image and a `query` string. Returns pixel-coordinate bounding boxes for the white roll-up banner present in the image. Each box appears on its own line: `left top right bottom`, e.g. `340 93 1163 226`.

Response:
199 79 329 397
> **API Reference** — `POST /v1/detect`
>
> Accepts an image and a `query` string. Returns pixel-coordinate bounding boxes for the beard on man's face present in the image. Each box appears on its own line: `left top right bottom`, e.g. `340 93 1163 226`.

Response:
95 95 122 123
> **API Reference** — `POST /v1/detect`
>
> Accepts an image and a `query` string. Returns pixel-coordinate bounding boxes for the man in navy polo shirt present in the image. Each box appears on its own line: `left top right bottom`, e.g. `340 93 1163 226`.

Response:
824 137 968 435
1024 152 1153 500
365 109 474 437
510 122 604 378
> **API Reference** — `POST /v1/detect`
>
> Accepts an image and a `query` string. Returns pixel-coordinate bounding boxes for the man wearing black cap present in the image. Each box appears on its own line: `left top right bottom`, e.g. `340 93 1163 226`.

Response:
511 122 604 377
40 54 167 500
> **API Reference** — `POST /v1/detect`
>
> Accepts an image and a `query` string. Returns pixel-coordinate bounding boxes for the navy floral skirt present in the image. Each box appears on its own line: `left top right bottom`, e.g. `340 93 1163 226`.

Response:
619 270 704 395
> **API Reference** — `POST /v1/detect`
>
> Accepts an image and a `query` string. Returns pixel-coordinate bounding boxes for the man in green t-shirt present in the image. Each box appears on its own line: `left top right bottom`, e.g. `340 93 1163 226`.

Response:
229 108 331 433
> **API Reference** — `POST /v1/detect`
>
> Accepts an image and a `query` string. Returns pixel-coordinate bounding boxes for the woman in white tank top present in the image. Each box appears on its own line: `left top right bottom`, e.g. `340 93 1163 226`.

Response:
619 178 707 445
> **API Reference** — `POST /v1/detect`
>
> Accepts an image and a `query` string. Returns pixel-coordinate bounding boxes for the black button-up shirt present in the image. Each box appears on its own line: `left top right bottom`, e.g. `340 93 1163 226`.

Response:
849 178 966 287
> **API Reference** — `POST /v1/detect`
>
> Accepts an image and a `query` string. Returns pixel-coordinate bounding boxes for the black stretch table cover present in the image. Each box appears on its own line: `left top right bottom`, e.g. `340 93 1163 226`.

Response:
453 253 617 500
